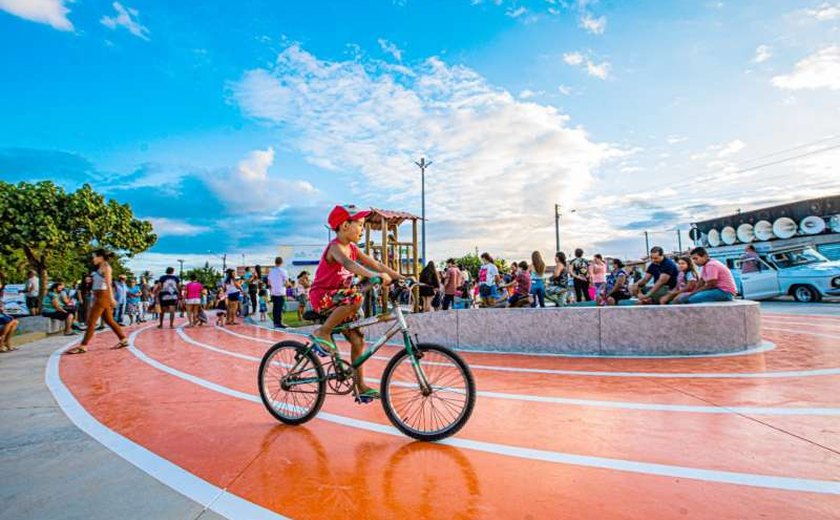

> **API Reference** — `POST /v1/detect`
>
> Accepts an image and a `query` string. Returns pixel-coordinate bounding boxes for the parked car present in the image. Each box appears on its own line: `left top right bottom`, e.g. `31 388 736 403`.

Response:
715 246 840 302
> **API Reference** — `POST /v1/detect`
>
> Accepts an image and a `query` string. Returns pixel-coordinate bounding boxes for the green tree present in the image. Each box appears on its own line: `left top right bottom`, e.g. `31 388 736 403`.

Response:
456 253 482 280
184 263 222 289
0 181 157 300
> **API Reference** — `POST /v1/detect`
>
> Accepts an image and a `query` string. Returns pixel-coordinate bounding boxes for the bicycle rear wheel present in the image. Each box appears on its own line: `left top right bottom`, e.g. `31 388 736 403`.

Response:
258 341 326 425
381 343 476 441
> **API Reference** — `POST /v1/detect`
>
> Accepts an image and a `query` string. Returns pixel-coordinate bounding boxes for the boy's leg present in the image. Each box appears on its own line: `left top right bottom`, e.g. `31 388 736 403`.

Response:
313 302 360 344
344 329 374 393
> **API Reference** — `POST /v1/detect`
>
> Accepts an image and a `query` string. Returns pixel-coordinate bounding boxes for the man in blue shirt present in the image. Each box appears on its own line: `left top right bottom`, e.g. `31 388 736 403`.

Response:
631 246 679 305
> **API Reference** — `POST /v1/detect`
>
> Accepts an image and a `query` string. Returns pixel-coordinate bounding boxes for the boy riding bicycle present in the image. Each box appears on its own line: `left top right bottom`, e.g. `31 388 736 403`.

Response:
308 205 403 403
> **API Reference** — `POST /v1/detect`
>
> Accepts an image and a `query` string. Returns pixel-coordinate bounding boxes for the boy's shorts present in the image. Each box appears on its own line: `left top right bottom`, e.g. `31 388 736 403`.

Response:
312 287 363 319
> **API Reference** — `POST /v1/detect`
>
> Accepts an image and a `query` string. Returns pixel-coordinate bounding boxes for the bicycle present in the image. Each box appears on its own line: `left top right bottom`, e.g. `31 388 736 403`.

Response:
257 279 477 441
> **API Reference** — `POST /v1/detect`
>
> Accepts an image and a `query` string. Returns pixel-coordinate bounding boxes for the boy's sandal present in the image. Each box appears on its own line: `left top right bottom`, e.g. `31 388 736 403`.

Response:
355 388 380 404
111 339 129 349
307 335 337 358
64 347 87 355
0 346 9 353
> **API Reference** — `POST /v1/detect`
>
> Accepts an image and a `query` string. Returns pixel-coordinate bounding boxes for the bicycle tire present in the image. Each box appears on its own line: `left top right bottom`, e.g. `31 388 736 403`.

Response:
258 340 326 425
380 343 476 442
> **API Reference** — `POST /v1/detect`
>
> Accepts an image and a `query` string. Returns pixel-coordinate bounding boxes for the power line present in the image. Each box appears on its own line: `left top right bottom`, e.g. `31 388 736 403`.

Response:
728 142 840 176
732 134 840 166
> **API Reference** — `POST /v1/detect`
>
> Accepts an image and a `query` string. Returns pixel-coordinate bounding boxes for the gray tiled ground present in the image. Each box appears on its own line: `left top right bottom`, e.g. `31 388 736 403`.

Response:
0 336 227 520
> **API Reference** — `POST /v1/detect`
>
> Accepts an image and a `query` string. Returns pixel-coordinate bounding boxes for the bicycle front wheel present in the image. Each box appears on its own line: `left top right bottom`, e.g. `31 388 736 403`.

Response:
381 343 476 441
258 341 326 425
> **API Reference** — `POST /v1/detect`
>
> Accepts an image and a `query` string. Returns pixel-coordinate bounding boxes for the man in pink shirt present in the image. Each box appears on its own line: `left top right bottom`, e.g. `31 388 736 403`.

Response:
687 247 737 303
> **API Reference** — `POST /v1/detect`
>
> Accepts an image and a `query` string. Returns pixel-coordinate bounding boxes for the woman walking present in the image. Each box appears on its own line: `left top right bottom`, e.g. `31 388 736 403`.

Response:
419 261 440 312
530 251 547 308
67 249 127 354
223 269 242 325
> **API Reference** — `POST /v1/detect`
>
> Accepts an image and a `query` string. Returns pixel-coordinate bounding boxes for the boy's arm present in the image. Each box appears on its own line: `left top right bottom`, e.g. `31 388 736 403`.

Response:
356 249 402 281
330 245 381 280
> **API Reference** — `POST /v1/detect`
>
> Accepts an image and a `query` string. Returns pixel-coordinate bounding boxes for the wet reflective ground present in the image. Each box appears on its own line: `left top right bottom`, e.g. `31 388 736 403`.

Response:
54 311 840 519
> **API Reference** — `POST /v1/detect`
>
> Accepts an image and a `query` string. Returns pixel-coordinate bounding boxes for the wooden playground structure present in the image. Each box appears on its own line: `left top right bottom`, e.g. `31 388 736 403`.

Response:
362 208 422 313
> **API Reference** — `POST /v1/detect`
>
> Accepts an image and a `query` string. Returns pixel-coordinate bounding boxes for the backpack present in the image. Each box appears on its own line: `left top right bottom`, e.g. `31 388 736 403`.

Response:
160 277 179 302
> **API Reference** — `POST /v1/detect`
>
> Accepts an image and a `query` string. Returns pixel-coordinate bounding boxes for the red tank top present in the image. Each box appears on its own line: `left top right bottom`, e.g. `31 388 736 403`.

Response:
309 240 359 306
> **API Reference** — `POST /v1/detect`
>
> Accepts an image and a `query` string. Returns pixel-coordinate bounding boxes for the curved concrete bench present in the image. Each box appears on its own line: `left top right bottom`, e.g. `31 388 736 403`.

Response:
362 300 762 356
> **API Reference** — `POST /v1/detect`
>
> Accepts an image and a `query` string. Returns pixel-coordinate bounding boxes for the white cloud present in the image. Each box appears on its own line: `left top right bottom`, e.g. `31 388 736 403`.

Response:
772 46 840 91
518 89 544 99
666 135 688 145
146 218 211 237
563 51 584 66
206 147 317 214
100 2 150 41
716 139 746 157
563 50 611 79
0 0 72 31
805 2 840 21
753 44 772 63
506 6 527 18
557 84 573 95
232 44 619 259
585 60 611 79
579 13 606 34
377 38 403 61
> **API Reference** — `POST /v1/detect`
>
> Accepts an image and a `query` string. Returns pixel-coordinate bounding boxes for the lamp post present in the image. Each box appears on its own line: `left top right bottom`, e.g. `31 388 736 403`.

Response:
414 157 432 264
207 251 227 272
554 205 575 252
177 259 184 277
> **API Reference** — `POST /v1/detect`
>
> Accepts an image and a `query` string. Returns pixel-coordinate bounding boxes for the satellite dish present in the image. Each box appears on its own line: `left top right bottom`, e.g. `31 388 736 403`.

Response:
688 227 701 241
773 217 797 239
754 220 774 241
800 215 826 235
736 223 754 243
829 214 840 233
707 228 721 247
721 226 737 245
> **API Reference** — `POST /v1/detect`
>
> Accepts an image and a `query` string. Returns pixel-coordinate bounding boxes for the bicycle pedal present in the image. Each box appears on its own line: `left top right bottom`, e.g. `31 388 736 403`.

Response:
310 344 329 358
354 395 375 404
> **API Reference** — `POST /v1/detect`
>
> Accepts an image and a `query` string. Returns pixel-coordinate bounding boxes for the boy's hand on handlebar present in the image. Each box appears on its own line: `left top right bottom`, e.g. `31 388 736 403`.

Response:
378 272 393 285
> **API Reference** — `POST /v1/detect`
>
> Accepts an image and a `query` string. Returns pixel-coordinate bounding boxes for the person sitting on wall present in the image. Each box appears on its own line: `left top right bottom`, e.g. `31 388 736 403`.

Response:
0 301 19 352
602 259 631 305
504 261 532 308
686 247 738 303
631 246 679 305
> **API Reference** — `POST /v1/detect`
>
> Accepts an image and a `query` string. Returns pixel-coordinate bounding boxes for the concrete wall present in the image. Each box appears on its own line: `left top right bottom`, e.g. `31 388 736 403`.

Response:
362 301 762 356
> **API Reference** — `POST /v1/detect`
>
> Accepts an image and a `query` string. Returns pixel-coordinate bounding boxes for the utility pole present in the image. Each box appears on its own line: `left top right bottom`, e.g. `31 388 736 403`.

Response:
554 204 561 253
644 231 650 257
414 157 432 263
177 259 184 277
676 228 683 253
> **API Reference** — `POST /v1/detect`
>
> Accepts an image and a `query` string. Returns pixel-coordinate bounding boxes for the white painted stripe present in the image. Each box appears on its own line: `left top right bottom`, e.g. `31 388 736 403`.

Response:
217 326 839 379
175 327 839 416
125 327 840 495
762 319 840 330
234 322 779 359
44 331 290 520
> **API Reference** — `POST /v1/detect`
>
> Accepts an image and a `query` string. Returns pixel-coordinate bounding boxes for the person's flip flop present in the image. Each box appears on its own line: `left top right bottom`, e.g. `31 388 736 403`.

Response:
64 347 87 355
307 335 338 358
355 388 380 404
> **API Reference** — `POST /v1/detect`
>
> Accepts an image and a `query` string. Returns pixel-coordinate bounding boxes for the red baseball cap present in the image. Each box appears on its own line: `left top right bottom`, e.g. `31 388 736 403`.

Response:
328 204 371 230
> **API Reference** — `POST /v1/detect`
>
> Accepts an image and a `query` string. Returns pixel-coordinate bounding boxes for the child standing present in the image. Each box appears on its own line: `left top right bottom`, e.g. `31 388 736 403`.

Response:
296 271 311 321
308 205 403 403
258 286 268 322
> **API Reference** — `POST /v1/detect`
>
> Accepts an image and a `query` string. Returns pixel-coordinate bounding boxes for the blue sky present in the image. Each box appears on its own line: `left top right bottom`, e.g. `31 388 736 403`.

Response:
1 0 838 273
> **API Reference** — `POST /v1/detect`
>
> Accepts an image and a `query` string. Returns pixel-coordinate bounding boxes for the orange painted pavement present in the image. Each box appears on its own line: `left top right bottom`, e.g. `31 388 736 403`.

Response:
56 311 840 519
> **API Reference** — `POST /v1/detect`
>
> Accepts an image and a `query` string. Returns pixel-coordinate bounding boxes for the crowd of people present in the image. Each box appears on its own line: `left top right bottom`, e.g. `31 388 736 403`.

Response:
0 231 742 354
409 245 738 312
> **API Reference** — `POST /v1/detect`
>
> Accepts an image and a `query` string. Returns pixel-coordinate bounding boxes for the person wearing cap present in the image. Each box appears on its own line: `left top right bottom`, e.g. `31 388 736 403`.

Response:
308 204 404 403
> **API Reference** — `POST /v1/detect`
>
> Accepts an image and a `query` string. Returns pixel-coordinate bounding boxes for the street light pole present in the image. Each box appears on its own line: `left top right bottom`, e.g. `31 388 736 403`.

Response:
554 204 561 253
414 157 432 263
177 259 184 277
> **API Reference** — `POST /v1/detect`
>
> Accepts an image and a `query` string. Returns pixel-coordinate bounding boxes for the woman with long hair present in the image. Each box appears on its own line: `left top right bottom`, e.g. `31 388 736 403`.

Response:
604 258 631 306
530 251 547 308
547 251 569 306
666 256 700 305
418 261 440 312
223 269 242 325
67 249 127 354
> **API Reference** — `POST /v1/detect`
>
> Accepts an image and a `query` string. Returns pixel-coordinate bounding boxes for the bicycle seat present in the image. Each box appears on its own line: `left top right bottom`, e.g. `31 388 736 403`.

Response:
302 309 331 323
